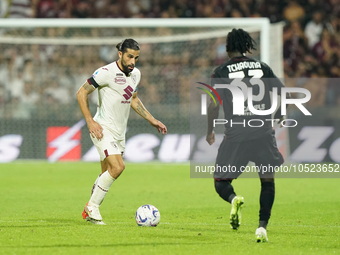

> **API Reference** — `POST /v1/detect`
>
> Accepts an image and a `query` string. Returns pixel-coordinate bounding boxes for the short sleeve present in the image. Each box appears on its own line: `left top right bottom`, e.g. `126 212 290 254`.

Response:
133 70 141 92
210 69 224 103
89 67 110 87
264 64 285 93
211 69 220 80
137 70 141 86
211 69 220 90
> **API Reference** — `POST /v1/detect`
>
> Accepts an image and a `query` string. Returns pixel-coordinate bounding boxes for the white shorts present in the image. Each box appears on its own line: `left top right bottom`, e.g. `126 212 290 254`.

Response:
90 128 125 161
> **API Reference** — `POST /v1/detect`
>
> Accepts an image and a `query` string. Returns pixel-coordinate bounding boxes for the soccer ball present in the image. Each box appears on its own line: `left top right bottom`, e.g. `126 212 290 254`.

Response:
135 204 160 227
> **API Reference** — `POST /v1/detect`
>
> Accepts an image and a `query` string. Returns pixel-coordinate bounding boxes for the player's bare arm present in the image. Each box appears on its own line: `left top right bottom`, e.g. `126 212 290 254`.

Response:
206 100 220 145
76 81 103 140
131 92 167 135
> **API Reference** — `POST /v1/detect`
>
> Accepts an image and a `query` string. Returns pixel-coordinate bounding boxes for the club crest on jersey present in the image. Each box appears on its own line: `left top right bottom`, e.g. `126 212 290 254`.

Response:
115 77 126 85
131 74 137 84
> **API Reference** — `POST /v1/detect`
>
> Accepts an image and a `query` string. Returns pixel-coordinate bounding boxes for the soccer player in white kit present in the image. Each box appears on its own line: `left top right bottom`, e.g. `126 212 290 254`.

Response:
77 39 167 225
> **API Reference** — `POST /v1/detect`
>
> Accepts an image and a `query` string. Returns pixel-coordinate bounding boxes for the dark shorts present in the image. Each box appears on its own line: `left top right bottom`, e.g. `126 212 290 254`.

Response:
214 131 284 180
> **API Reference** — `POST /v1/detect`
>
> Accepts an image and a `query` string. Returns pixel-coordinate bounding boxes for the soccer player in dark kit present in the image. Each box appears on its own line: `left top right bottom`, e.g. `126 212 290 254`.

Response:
206 28 285 242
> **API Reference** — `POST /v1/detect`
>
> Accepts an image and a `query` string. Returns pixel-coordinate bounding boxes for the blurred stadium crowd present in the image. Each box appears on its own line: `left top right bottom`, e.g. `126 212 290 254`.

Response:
0 0 340 120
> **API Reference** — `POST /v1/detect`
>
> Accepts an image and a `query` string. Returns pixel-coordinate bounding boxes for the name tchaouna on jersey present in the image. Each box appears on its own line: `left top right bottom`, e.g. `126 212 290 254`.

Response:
227 61 261 72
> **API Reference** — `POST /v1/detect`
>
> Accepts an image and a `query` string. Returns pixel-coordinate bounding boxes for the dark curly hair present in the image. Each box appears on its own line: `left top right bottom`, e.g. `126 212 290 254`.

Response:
226 28 256 54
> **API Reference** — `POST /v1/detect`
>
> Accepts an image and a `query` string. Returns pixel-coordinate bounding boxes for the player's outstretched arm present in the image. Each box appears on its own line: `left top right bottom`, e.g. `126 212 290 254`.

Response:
76 81 103 140
131 92 167 135
206 100 220 145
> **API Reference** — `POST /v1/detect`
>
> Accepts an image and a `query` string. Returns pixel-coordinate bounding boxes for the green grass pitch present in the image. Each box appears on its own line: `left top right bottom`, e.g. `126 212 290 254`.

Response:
0 162 339 255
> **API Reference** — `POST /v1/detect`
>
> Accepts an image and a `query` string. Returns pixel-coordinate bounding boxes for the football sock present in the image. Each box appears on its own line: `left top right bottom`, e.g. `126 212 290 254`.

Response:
259 181 275 226
259 220 268 229
91 174 101 195
89 170 115 207
214 180 236 203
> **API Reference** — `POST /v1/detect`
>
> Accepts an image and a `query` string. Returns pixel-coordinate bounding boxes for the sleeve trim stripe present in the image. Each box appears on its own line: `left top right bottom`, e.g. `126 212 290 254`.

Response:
87 77 99 88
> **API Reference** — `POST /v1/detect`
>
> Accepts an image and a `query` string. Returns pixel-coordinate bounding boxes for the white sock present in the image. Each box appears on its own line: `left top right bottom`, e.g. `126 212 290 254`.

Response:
91 174 101 195
89 170 115 207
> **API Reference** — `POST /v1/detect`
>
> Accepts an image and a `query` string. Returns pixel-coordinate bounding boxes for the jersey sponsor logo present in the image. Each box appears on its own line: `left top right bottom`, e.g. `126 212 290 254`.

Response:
121 100 131 104
116 73 124 76
115 77 126 85
122 85 134 100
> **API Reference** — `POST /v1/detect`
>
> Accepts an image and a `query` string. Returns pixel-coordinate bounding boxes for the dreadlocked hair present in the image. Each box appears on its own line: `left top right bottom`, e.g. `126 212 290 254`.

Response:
226 28 256 54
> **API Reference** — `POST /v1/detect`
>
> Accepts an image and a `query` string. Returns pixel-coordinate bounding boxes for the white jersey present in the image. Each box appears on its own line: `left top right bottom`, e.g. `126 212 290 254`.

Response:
88 61 141 140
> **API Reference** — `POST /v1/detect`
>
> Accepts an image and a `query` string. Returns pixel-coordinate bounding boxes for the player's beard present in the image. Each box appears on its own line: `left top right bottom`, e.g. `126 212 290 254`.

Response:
121 59 134 73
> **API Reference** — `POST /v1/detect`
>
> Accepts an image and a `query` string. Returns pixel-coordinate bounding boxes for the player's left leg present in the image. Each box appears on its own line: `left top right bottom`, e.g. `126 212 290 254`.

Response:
252 131 283 242
259 178 275 230
84 155 124 225
100 160 109 174
255 177 274 242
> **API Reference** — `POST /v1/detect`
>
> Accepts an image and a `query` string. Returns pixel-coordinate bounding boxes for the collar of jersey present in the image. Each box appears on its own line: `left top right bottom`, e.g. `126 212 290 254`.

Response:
115 61 131 77
230 55 248 61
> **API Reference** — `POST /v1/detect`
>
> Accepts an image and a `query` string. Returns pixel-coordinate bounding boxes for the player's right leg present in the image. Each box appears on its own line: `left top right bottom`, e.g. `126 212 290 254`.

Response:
215 180 244 230
214 138 248 230
90 160 109 196
83 155 124 224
